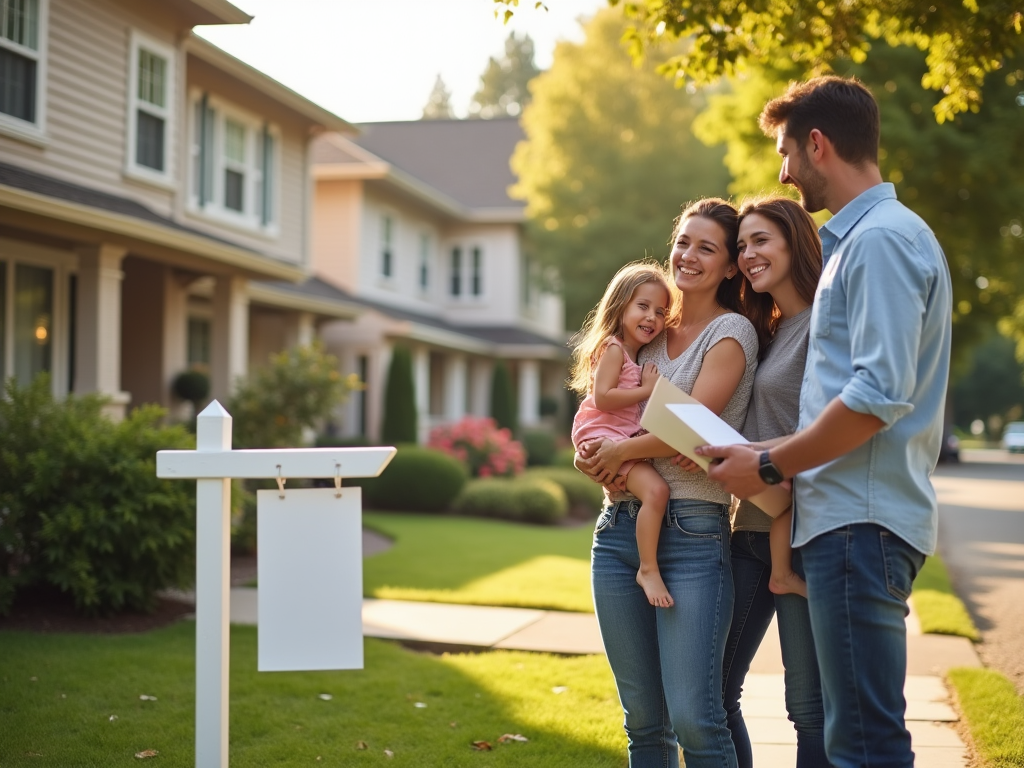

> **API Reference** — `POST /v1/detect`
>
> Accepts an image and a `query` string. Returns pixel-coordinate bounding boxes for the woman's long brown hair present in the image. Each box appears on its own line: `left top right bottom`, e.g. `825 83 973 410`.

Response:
737 197 823 360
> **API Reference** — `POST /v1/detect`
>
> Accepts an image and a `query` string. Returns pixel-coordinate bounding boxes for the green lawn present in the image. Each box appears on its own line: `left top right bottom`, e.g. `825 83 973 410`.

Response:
362 513 595 612
912 554 980 640
948 668 1024 768
0 623 625 767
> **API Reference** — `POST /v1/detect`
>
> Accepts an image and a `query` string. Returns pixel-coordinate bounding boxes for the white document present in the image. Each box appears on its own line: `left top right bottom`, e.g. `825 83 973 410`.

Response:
257 487 364 671
640 377 791 518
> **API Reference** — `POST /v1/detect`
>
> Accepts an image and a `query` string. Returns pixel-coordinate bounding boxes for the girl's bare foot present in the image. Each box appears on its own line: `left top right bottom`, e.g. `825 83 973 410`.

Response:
637 567 674 608
769 570 808 598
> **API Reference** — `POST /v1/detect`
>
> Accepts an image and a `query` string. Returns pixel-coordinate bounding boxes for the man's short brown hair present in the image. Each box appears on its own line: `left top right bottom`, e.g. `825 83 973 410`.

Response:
759 76 880 167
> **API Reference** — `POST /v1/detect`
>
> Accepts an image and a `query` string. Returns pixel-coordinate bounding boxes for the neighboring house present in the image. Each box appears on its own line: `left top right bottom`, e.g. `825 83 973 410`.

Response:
0 0 359 418
309 118 568 442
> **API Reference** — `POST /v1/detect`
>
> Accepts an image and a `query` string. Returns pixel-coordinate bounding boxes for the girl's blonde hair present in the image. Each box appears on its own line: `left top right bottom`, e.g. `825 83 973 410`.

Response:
568 260 673 395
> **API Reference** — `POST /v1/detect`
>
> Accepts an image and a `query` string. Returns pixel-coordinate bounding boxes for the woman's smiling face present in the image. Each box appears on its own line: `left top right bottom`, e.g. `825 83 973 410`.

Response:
737 212 792 294
670 215 737 294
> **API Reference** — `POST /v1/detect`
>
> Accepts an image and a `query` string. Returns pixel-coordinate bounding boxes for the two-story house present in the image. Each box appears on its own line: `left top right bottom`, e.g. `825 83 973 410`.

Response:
307 118 568 442
0 0 359 417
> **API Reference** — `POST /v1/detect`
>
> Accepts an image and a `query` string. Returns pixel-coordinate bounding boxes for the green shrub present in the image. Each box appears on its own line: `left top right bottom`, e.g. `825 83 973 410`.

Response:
490 361 517 432
0 375 196 616
382 346 418 444
524 466 604 515
553 446 578 468
522 429 558 466
171 369 210 416
230 341 356 448
454 477 569 525
315 434 372 448
355 446 468 512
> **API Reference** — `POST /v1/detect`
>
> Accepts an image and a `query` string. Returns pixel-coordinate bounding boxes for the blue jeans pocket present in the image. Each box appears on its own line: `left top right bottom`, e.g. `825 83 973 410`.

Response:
594 508 615 534
669 509 723 538
880 530 921 601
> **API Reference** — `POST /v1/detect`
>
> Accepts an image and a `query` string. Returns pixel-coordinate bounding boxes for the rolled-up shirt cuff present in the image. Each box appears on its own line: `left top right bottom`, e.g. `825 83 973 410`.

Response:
839 377 914 428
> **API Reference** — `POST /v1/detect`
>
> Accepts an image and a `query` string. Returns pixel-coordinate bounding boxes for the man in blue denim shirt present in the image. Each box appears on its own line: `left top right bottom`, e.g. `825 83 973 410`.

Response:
699 76 952 768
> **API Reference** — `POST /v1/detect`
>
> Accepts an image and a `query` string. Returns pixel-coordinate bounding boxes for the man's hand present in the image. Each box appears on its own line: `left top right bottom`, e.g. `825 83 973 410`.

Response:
670 454 704 473
696 443 767 499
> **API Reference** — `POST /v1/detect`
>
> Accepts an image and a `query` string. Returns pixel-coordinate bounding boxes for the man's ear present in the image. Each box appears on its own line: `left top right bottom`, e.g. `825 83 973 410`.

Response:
807 128 827 161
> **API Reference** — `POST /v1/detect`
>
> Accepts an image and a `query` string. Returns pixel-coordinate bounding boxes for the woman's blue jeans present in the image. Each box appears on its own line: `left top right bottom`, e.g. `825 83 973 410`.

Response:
723 530 829 768
592 498 738 768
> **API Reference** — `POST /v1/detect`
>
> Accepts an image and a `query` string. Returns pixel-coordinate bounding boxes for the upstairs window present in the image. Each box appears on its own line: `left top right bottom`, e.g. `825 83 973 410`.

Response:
380 216 393 278
418 234 430 291
190 92 278 233
449 247 462 297
0 0 44 130
470 246 483 297
127 31 174 181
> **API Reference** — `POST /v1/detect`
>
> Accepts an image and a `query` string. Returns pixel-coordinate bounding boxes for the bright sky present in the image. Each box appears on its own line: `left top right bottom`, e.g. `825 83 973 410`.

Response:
196 0 607 124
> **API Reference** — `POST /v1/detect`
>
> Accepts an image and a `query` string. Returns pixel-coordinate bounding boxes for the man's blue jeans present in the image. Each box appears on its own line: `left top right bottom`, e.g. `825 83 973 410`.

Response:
592 498 738 768
723 530 829 768
800 524 925 768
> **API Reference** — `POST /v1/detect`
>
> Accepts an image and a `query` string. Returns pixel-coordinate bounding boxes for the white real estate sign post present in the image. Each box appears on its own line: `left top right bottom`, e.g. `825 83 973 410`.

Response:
156 401 394 768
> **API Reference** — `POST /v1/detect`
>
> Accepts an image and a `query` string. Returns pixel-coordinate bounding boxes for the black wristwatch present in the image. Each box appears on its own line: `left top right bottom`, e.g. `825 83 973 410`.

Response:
758 451 785 485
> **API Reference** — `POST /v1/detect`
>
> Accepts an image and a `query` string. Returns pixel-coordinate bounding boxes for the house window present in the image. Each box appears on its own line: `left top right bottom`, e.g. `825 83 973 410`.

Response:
471 247 483 297
450 247 462 296
0 0 43 127
187 316 211 367
190 92 278 232
0 261 52 387
380 216 393 278
418 234 430 291
127 31 174 180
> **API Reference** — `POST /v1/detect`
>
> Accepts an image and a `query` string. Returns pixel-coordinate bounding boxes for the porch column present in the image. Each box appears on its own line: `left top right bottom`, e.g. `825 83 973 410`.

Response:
284 311 316 349
211 275 249 402
412 346 430 443
75 244 130 419
444 354 467 423
163 269 190 414
518 359 541 428
469 358 492 417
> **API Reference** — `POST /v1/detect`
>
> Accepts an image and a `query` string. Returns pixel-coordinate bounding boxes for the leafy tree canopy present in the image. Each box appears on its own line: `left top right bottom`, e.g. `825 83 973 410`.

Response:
511 7 731 329
422 74 456 120
692 44 1024 367
495 0 1023 122
469 32 541 118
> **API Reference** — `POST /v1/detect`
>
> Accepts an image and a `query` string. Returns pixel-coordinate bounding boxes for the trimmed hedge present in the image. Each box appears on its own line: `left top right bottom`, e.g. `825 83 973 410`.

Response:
454 477 569 525
0 375 196 616
524 466 604 515
354 445 468 512
553 447 578 468
522 429 558 466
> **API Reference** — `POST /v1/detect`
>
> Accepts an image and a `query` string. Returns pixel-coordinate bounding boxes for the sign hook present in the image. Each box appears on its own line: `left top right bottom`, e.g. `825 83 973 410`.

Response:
334 462 343 498
276 464 286 499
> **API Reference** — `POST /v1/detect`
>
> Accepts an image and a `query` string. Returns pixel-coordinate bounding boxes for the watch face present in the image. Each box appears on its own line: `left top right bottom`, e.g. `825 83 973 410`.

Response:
758 452 784 485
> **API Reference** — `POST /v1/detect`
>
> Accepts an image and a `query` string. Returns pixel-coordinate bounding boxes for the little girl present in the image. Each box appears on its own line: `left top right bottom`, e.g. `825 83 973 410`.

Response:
570 262 674 607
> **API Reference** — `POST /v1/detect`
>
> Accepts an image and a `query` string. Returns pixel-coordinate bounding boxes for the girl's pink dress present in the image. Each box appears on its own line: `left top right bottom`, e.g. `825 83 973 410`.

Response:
571 336 644 479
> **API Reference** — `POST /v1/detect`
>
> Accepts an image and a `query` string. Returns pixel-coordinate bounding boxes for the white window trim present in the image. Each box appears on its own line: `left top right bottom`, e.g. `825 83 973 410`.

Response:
418 232 431 295
0 0 49 145
124 29 175 188
186 89 281 238
447 242 486 303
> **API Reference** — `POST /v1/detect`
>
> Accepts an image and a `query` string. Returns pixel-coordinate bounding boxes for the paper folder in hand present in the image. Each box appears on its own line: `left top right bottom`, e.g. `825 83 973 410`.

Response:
639 377 791 518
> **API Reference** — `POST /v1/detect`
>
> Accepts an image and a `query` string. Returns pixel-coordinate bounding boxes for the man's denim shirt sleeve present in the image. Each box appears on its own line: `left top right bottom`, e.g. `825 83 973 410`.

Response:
836 227 931 428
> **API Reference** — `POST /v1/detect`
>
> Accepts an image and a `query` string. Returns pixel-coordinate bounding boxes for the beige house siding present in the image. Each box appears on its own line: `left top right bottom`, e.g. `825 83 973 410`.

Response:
312 178 363 292
0 0 183 215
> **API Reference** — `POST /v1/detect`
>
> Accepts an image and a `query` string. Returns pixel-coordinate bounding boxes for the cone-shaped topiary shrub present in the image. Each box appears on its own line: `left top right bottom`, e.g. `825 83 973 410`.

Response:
382 346 418 444
490 360 517 433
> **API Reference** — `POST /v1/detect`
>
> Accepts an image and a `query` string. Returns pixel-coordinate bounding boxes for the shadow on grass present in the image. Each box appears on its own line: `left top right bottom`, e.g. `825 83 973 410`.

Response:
0 622 625 767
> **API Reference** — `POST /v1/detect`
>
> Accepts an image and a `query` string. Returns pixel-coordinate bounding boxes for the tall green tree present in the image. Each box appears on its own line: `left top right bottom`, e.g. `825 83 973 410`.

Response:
692 45 1024 365
496 0 1023 122
382 346 418 444
422 74 456 120
468 32 541 118
490 361 517 432
511 7 731 329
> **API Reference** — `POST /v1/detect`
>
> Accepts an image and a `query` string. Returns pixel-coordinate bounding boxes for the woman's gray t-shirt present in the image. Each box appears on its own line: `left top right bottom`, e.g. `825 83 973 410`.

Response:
610 312 759 505
733 307 811 531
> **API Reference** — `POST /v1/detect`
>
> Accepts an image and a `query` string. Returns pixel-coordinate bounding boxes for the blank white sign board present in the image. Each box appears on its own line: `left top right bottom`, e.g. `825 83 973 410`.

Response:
257 488 364 671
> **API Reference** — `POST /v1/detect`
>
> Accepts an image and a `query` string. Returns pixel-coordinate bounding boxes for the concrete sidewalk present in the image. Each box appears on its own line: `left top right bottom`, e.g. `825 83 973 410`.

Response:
227 588 978 767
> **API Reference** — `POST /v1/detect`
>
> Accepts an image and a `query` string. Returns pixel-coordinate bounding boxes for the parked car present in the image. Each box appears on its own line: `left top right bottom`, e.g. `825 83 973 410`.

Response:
938 429 960 463
1002 422 1024 454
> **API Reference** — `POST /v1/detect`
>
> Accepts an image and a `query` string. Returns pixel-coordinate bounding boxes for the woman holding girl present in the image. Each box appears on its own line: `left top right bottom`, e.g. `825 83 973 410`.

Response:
577 198 759 768
723 197 827 768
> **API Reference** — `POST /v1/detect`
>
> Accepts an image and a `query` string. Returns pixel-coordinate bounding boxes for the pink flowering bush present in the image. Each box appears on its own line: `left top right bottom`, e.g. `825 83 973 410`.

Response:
428 417 527 478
